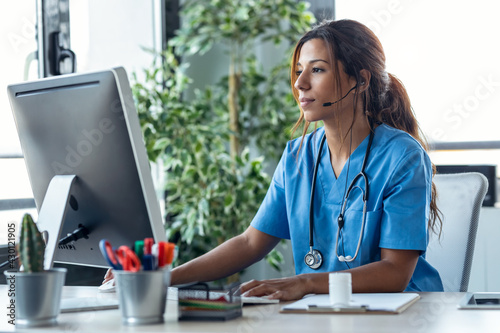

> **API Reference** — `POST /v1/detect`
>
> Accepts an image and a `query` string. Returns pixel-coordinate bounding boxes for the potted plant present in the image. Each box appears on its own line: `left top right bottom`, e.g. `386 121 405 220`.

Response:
4 213 66 328
133 0 315 277
133 51 271 275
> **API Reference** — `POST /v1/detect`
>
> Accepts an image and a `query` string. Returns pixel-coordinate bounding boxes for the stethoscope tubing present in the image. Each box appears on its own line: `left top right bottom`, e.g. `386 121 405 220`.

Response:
308 129 374 264
308 133 327 248
335 185 368 262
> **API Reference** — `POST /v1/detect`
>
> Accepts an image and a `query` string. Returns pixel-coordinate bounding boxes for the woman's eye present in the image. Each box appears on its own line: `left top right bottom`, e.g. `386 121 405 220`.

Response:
312 67 324 73
295 70 302 76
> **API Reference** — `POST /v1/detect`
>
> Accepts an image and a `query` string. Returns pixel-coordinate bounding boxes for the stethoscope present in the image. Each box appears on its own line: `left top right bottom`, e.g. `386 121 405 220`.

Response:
304 130 374 270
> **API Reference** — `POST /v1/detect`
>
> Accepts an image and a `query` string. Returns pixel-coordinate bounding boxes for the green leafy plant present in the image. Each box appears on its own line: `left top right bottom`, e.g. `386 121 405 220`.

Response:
18 213 45 273
133 1 315 274
133 49 269 267
171 0 315 159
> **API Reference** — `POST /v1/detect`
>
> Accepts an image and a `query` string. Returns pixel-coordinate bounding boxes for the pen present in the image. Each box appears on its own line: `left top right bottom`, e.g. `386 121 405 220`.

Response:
142 238 155 270
144 238 154 255
152 243 159 268
134 240 144 261
156 242 175 268
156 242 165 268
165 243 175 265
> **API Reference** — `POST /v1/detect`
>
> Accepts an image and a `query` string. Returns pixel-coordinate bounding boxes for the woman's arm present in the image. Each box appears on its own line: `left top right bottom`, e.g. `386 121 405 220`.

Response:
100 226 279 286
240 248 419 301
170 226 281 286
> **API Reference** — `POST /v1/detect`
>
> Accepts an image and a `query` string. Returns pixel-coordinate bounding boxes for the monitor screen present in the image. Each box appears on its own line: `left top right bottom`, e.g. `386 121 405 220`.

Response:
7 67 166 268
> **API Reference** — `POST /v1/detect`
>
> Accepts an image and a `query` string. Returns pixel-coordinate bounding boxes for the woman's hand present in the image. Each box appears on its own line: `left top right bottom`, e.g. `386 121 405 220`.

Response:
102 268 114 284
240 275 312 302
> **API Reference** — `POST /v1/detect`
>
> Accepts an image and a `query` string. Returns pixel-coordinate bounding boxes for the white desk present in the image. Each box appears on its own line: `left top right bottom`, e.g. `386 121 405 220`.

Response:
0 286 497 332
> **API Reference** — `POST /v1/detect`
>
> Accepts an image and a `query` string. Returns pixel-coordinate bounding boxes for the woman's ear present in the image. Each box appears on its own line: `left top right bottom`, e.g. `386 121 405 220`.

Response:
358 69 371 92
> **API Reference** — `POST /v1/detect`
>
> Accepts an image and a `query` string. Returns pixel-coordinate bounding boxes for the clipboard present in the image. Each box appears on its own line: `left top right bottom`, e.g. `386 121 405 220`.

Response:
281 293 420 314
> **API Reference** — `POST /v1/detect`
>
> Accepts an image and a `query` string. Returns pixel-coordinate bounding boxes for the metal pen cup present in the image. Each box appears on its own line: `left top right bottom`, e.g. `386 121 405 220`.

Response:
114 268 169 325
4 268 67 328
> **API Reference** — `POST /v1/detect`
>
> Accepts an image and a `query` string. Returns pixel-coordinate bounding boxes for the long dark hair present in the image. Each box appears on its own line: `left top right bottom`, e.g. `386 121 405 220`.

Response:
290 19 441 237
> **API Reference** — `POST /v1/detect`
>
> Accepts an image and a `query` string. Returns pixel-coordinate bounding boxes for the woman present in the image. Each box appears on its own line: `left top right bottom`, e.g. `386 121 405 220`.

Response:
105 19 444 300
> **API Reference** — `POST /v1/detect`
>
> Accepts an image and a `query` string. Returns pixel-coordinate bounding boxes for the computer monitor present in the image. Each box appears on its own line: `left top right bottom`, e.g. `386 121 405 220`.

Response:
7 67 166 270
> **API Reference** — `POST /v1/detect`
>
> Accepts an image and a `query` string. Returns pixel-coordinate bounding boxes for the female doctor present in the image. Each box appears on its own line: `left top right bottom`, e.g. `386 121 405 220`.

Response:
106 19 444 300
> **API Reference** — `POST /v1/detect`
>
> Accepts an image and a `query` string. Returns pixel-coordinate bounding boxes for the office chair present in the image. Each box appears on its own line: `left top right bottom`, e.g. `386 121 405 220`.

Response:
426 172 488 292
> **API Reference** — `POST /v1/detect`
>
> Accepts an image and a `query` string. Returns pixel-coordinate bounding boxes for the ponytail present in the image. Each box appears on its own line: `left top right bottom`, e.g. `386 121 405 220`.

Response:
371 73 417 137
368 72 442 238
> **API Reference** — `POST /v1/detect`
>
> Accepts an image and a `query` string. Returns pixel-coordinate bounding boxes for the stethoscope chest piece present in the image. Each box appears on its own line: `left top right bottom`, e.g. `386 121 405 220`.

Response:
304 248 323 270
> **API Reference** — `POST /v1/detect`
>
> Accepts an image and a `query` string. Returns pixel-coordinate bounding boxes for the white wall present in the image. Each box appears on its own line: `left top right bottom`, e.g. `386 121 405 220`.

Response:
0 1 161 241
336 0 500 143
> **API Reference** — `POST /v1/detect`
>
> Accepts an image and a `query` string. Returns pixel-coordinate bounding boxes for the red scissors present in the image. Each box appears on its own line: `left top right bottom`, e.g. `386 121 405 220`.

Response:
99 239 141 272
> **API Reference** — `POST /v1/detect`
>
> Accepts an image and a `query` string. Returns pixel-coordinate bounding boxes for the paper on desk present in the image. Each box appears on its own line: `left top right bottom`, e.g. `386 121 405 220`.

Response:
282 293 420 313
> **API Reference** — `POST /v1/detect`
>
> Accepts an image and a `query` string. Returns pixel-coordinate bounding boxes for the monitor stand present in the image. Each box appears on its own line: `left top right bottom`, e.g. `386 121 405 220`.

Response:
36 175 77 271
35 175 119 312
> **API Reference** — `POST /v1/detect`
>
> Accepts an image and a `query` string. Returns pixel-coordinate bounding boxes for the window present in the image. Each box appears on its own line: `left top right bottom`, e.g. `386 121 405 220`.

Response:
335 0 500 169
0 2 38 243
0 0 162 244
69 0 158 75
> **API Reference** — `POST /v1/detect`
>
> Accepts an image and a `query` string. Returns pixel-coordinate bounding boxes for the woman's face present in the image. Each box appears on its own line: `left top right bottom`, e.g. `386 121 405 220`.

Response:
294 38 357 123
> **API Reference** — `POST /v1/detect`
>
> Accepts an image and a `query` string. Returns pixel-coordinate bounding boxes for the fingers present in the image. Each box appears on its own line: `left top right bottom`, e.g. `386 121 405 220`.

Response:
104 268 113 279
267 290 282 300
241 279 281 298
102 268 114 284
240 276 306 301
239 279 261 294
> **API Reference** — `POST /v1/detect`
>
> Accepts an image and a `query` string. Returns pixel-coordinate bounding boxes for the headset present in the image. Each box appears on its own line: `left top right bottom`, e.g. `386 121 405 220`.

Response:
304 128 374 270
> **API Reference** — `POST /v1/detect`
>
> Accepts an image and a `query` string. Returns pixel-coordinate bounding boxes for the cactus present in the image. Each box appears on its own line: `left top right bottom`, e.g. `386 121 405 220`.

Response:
18 213 45 273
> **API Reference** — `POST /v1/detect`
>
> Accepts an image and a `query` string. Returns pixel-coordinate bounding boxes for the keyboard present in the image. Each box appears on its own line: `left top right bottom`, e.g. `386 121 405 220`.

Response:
168 287 279 304
61 285 278 312
60 297 119 313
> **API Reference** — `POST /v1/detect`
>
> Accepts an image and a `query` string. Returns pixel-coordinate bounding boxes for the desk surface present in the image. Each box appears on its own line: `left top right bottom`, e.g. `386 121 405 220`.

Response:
0 286 497 332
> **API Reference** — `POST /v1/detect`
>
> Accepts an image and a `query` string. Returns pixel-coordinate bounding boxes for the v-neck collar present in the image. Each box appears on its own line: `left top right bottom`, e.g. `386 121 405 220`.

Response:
317 129 374 205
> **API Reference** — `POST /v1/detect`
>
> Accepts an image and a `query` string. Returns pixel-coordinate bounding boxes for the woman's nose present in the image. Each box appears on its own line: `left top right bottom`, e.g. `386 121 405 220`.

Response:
294 73 309 91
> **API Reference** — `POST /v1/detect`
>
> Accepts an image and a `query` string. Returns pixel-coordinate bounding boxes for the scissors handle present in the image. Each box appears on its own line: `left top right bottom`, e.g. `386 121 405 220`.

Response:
99 239 123 270
116 246 141 272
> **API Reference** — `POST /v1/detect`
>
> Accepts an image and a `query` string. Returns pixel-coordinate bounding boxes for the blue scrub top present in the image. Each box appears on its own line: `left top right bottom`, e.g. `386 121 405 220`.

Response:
251 124 443 292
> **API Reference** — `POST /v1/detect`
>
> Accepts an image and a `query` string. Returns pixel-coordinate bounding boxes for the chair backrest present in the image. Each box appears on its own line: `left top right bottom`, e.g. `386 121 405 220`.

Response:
426 172 488 292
